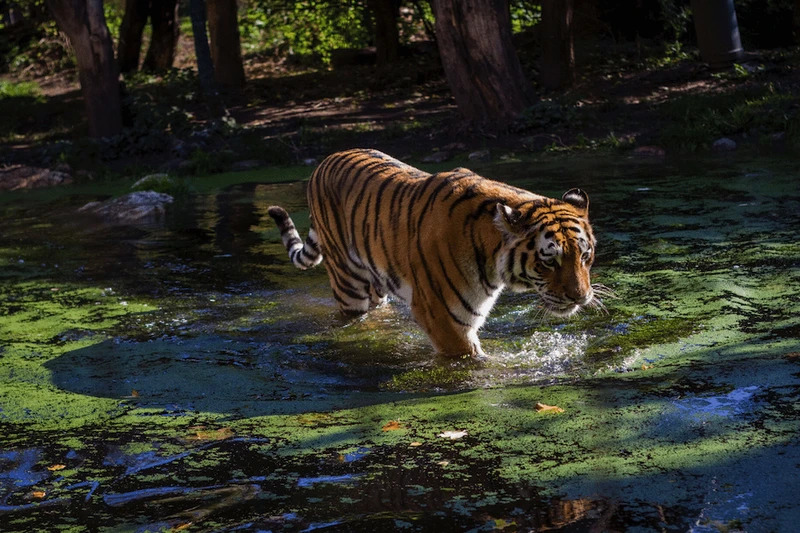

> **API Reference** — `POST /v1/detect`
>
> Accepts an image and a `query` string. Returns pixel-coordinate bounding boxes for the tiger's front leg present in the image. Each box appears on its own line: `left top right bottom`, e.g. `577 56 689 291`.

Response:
410 298 483 358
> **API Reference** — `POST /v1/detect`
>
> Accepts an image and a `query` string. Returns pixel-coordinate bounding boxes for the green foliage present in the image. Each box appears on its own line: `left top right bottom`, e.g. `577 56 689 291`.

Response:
658 85 800 151
0 1 74 75
0 79 42 100
509 1 541 33
0 80 45 140
187 148 234 175
119 69 198 152
513 100 586 131
103 1 124 41
241 1 371 64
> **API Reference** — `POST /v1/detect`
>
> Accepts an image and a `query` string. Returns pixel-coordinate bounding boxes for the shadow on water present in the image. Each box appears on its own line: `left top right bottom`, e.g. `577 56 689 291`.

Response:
2 155 800 531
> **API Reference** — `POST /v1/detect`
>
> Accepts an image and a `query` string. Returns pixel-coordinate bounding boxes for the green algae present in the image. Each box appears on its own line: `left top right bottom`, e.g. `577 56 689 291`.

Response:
1 155 799 531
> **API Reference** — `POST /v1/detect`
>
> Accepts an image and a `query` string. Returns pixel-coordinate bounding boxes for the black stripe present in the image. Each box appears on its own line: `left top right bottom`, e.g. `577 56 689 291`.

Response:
438 256 480 317
472 229 500 293
518 251 528 274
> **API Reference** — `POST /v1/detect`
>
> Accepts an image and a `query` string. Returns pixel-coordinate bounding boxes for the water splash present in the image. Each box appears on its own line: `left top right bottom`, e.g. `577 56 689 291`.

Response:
476 331 593 386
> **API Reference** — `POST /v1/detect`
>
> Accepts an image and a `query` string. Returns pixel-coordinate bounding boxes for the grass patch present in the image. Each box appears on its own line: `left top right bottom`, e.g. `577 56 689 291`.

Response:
0 80 43 99
658 85 800 151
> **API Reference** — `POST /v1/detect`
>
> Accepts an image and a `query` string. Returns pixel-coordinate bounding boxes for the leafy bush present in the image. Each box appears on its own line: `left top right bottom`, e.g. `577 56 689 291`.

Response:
241 1 371 64
512 100 587 132
0 80 43 99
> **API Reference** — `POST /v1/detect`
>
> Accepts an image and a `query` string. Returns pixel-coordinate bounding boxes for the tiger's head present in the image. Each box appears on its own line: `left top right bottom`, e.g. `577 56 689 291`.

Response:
494 188 598 317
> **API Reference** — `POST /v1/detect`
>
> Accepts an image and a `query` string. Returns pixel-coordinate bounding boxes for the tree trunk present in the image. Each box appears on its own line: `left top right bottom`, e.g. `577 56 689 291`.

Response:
46 0 123 137
142 0 179 72
368 0 401 65
190 0 227 117
431 0 531 129
207 0 245 93
795 0 800 43
540 0 575 90
117 0 149 74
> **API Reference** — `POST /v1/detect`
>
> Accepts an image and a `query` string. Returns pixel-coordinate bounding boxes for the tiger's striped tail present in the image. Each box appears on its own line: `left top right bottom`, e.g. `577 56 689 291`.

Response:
267 206 323 270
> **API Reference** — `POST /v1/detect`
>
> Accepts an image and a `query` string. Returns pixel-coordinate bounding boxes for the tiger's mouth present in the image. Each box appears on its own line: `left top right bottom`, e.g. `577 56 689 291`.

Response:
539 285 613 318
543 303 581 317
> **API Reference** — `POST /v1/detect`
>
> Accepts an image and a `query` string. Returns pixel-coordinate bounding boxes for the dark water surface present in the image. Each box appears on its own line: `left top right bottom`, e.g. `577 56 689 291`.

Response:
1 154 799 531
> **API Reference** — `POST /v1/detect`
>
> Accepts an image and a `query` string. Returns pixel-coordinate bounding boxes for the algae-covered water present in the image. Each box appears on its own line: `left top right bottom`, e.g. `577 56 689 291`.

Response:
1 154 799 532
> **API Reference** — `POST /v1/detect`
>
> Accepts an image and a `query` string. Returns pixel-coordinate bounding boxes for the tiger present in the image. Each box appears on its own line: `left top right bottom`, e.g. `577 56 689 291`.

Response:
268 148 604 358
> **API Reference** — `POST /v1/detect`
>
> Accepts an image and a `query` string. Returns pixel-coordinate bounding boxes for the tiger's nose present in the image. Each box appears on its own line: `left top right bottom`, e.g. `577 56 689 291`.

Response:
567 287 593 306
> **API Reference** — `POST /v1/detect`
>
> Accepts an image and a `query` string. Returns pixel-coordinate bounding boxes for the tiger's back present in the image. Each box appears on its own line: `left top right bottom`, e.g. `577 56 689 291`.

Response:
269 149 601 357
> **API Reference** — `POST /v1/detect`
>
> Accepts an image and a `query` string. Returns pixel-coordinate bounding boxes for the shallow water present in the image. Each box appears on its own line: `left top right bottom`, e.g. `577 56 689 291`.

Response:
1 153 799 531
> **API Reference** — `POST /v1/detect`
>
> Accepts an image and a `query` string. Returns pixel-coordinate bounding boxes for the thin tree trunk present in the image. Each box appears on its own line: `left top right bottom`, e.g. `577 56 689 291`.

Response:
540 0 575 90
117 0 149 74
432 0 531 129
47 0 123 137
143 0 179 72
368 0 401 65
207 0 245 93
189 0 227 117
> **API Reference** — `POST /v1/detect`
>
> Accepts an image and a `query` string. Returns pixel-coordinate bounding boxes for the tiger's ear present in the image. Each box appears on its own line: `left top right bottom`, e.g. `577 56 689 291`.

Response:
494 203 523 237
562 188 589 215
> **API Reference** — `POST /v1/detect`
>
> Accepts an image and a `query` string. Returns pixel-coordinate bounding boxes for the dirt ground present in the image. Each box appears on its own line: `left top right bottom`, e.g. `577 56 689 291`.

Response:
2 42 799 178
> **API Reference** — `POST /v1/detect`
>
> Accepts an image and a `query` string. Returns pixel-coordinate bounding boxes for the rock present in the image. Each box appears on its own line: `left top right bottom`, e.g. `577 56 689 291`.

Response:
712 137 737 152
443 142 467 152
231 160 264 171
468 149 491 162
0 165 74 191
79 191 174 225
422 151 451 164
633 145 666 158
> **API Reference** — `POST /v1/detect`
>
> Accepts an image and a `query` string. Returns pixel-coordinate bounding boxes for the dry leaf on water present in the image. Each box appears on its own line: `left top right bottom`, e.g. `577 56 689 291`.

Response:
382 420 404 431
189 427 234 441
31 490 46 499
535 402 564 413
438 430 468 440
47 464 66 471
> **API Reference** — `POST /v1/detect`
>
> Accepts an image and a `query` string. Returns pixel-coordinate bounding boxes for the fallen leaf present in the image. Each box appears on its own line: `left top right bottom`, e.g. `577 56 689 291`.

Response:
409 441 423 447
382 420 404 431
535 402 564 413
438 430 468 440
32 491 46 499
189 427 234 441
641 364 653 370
47 464 66 471
130 389 140 398
173 522 193 531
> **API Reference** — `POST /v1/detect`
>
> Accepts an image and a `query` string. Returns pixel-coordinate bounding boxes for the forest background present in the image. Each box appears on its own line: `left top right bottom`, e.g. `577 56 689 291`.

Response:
1 0 799 185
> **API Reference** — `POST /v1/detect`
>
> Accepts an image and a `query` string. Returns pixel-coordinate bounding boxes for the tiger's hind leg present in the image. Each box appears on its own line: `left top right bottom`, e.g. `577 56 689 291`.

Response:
323 260 374 316
369 283 388 308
